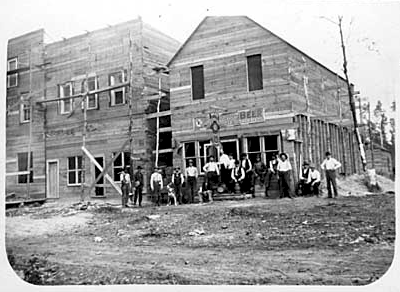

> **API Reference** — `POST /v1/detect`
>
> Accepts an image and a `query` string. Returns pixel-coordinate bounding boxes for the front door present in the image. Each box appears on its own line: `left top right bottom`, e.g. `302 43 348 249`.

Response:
47 160 59 199
94 156 104 197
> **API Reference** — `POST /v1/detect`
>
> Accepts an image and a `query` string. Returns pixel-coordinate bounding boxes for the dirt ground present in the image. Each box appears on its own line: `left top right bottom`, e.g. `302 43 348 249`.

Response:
5 177 396 286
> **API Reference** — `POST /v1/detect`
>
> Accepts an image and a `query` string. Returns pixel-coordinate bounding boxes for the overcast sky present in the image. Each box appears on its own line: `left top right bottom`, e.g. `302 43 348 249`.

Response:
1 0 399 115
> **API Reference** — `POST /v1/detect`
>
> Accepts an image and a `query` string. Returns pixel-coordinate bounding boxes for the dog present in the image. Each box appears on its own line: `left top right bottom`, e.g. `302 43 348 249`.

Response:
166 183 178 206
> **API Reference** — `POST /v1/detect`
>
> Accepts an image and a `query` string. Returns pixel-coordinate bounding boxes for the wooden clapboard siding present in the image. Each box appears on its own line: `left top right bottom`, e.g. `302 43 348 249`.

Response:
6 18 180 200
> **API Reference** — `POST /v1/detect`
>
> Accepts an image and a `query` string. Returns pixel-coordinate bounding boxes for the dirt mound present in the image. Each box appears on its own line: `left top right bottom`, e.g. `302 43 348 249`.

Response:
334 174 394 197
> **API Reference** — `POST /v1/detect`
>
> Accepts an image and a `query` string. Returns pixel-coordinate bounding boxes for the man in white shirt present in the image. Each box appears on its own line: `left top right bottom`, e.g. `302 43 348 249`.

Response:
120 167 131 207
203 156 220 195
240 153 253 194
309 164 321 196
150 166 164 206
219 149 230 186
277 153 293 199
320 151 342 198
185 159 198 204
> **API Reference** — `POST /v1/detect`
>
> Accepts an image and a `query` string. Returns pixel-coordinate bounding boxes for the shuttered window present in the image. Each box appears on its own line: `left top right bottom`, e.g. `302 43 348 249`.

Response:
191 65 204 100
247 54 263 91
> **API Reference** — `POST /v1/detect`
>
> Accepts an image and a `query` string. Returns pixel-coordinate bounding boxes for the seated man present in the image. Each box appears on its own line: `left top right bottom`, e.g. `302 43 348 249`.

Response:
309 164 321 196
230 160 245 194
296 161 311 196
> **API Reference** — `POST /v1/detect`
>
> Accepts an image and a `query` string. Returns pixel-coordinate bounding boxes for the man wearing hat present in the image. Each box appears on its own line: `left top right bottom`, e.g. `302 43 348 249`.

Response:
150 166 163 206
185 159 198 204
320 151 341 198
296 161 311 196
172 166 185 204
132 165 144 207
309 163 321 196
277 152 293 199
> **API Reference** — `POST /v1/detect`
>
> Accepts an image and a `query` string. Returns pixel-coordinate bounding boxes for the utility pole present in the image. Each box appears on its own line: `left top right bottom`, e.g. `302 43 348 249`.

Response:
27 46 33 199
128 30 135 170
155 71 162 167
302 57 312 163
338 16 367 171
336 74 346 174
367 102 375 168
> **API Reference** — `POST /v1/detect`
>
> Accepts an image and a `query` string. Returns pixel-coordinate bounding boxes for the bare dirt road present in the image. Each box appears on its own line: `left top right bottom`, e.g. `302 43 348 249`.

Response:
5 191 395 286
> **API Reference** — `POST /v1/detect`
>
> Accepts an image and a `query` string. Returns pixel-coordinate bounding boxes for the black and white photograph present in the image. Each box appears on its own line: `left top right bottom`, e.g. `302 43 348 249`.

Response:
1 0 398 290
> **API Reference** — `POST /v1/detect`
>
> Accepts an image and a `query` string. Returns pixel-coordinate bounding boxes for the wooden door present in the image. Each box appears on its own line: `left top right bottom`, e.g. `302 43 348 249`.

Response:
47 160 59 199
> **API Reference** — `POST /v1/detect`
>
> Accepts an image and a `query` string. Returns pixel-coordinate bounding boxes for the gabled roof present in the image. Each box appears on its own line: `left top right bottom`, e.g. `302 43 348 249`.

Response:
167 15 346 83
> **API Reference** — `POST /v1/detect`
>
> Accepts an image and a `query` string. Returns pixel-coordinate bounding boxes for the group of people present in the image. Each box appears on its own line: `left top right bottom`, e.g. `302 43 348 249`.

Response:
120 150 342 207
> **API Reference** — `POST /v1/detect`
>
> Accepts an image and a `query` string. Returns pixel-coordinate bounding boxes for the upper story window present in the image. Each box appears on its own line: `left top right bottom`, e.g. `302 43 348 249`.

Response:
7 58 18 88
247 54 263 91
20 102 30 123
109 71 126 106
190 65 204 100
59 82 73 114
82 76 98 110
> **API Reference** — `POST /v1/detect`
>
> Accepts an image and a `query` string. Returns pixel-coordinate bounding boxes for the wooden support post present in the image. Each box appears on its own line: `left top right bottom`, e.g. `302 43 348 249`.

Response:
87 138 130 194
367 102 375 168
26 47 33 200
155 74 162 167
128 30 135 168
82 146 122 195
302 59 312 163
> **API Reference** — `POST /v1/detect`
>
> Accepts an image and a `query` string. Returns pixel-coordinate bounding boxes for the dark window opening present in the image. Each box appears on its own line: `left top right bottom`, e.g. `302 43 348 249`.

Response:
191 65 204 100
159 132 172 149
18 152 33 183
247 54 263 91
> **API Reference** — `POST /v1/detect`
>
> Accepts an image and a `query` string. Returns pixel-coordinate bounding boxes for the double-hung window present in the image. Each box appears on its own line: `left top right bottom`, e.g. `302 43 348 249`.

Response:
113 151 131 181
59 82 73 114
67 156 83 186
7 58 18 88
83 76 98 110
109 71 126 106
20 101 30 123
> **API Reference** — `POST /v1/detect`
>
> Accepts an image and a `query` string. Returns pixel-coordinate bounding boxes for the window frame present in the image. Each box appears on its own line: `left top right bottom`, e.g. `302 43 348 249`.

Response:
112 151 131 182
59 82 73 114
7 58 18 88
109 70 126 106
246 54 263 92
83 76 99 110
19 102 31 124
244 135 280 165
190 65 205 101
67 156 83 186
17 152 33 184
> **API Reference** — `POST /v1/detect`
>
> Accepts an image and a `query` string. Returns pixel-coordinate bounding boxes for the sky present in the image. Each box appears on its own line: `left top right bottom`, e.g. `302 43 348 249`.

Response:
0 0 399 114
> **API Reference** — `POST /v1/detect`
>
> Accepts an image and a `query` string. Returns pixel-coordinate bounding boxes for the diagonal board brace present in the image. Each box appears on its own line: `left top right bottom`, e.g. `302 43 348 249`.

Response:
81 146 122 196
87 138 130 195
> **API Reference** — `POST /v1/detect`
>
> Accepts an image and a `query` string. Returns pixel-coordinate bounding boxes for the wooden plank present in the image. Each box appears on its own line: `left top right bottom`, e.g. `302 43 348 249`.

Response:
146 110 171 119
6 171 30 176
81 146 122 195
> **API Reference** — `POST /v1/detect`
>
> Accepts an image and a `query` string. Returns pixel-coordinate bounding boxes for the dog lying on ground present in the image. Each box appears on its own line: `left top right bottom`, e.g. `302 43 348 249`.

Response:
166 183 178 206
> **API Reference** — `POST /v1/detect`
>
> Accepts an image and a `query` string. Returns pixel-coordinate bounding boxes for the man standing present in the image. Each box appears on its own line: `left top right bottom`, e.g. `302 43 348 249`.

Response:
172 167 185 204
320 151 341 198
133 165 144 207
120 166 131 208
277 153 293 199
150 166 164 206
240 153 253 195
203 156 220 195
185 159 198 204
252 154 267 191
309 164 321 196
296 161 311 196
219 149 230 186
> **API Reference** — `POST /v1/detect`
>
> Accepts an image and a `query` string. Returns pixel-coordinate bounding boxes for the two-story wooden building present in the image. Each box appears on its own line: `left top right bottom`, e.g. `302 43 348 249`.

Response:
6 17 180 201
167 16 367 186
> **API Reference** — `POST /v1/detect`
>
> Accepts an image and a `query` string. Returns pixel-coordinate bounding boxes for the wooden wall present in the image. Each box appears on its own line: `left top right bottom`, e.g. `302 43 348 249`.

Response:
6 30 46 199
6 18 180 200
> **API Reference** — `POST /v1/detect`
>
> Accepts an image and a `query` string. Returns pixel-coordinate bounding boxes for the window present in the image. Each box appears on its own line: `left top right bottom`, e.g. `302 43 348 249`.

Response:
246 136 261 164
7 58 18 88
82 76 98 110
59 82 73 114
20 102 30 123
67 156 83 185
18 152 33 183
247 54 263 91
264 135 279 164
113 151 131 181
191 65 204 100
184 142 197 167
109 71 126 106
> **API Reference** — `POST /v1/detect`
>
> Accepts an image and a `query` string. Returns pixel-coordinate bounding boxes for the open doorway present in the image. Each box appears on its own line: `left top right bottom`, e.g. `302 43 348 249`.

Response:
220 139 239 160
